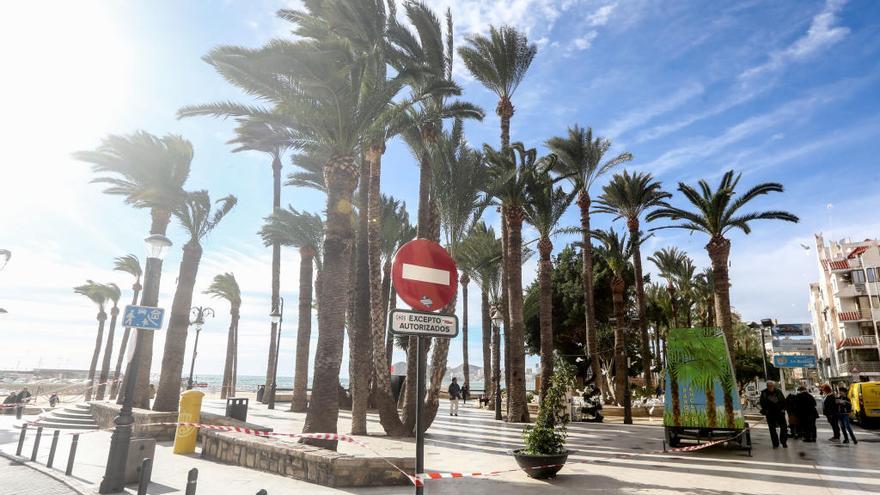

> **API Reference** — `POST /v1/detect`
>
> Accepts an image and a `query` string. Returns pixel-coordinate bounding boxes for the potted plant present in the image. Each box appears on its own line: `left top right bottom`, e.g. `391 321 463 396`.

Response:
511 357 576 479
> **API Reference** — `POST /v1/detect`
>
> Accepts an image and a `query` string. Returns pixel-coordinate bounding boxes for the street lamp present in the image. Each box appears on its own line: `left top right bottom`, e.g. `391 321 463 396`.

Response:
100 233 171 494
749 321 771 381
268 297 284 410
490 306 503 420
186 306 214 390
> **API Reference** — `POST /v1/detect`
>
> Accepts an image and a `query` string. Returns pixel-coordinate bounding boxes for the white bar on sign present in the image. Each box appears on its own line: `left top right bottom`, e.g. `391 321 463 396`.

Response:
401 263 450 285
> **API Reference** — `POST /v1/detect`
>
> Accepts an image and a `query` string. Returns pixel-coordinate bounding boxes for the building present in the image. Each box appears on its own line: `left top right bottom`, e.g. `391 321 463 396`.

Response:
808 233 880 382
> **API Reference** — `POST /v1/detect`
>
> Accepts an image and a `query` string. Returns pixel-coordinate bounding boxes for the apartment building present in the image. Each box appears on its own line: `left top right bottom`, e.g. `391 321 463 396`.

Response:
808 233 880 382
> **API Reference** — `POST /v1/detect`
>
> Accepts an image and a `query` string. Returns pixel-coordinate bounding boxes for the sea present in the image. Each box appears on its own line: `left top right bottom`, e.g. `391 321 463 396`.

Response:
177 374 489 393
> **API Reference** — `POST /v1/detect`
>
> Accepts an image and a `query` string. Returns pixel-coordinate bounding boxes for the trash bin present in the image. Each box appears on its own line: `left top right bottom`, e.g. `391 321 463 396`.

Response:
256 385 265 403
226 397 248 422
173 390 204 455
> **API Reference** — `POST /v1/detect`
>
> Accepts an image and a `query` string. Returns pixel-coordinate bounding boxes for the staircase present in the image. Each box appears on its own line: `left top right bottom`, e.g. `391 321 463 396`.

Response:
30 404 98 431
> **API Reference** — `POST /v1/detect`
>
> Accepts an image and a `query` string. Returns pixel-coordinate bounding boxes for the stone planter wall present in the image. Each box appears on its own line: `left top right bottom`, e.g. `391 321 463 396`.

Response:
89 402 271 441
201 430 414 487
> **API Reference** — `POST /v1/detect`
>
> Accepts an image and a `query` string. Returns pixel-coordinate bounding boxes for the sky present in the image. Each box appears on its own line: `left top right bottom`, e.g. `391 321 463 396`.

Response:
1 0 879 379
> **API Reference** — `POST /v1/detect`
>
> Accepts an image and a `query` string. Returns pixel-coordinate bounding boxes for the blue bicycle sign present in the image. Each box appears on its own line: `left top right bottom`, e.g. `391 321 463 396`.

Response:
122 305 165 331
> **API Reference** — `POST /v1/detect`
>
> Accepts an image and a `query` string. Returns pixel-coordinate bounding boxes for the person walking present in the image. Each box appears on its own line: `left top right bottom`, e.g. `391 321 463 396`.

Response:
821 384 841 441
785 392 800 439
759 380 788 449
461 384 470 405
836 387 858 444
795 386 818 442
448 377 462 417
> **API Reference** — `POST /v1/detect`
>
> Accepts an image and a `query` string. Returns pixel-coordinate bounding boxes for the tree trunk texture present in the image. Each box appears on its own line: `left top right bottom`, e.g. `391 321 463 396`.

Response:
628 222 653 390
497 97 514 149
291 251 315 412
481 289 492 407
537 236 554 401
85 311 107 402
611 277 627 404
422 298 456 427
385 284 396 369
349 155 372 435
303 154 358 450
500 207 512 417
265 153 283 397
492 321 501 414
579 193 602 396
460 273 470 391
154 242 203 412
707 236 735 367
706 385 717 427
221 305 239 400
667 285 678 328
112 284 140 401
505 207 529 423
95 306 119 400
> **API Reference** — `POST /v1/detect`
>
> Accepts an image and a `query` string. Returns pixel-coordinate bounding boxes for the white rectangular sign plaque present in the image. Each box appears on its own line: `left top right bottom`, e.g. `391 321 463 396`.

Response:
388 308 459 338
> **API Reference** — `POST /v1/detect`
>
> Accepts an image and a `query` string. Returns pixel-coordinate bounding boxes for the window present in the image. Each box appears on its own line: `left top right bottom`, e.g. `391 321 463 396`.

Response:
853 270 866 284
868 267 877 283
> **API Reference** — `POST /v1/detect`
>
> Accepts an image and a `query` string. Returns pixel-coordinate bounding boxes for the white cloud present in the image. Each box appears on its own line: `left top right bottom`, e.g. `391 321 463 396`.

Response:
587 3 617 26
605 82 704 139
572 31 598 50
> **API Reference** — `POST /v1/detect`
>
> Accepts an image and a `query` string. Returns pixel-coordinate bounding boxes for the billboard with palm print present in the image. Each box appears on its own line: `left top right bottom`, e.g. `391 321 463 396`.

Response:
664 327 745 429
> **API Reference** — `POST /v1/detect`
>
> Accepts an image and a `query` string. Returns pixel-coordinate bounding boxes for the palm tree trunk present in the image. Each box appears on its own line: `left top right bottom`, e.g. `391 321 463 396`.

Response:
349 155 372 435
382 262 394 368
538 237 554 401
95 306 119 400
492 320 501 414
221 306 237 400
112 284 140 401
86 311 107 402
612 277 627 404
706 235 735 367
505 207 529 423
422 297 456 427
579 192 602 396
264 154 284 398
460 274 470 392
303 154 358 450
154 241 203 412
498 97 513 148
481 288 492 407
722 379 735 427
290 250 315 413
705 384 718 427
667 286 678 328
501 207 512 416
671 372 681 426
232 312 239 394
628 222 653 389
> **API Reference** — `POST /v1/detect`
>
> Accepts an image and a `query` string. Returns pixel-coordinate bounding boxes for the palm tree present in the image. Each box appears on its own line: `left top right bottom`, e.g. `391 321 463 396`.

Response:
647 170 799 364
458 25 537 148
426 120 488 424
483 142 542 423
379 196 413 369
693 268 715 327
74 281 108 402
74 131 192 408
154 191 237 411
644 282 671 370
596 170 670 389
205 273 242 400
593 229 634 407
673 256 697 328
523 170 574 400
259 207 324 413
95 283 121 400
110 255 142 401
648 247 687 328
546 126 631 393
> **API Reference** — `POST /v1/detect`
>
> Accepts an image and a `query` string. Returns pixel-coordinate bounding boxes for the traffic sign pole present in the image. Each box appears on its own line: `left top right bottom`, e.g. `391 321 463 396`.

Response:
415 336 425 495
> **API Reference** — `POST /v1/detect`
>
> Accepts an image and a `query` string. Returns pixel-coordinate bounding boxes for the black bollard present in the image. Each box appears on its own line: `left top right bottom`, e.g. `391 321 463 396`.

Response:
136 458 153 495
66 434 79 476
185 468 199 495
16 424 27 456
15 405 23 420
47 430 60 468
30 426 43 462
256 490 268 495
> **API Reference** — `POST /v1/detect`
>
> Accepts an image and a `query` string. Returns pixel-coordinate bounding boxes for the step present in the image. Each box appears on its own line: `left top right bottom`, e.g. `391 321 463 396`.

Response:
31 420 99 430
73 404 92 411
51 410 94 420
40 416 97 426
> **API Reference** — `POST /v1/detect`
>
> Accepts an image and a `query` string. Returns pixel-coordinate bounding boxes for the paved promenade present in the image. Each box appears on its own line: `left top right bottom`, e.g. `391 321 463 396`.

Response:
0 453 79 495
1 400 878 494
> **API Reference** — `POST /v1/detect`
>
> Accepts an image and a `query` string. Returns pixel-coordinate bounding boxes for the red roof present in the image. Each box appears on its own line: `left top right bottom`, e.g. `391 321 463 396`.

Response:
847 246 868 259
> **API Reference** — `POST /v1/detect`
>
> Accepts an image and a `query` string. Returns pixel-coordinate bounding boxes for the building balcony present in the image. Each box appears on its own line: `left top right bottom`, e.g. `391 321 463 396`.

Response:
834 283 880 298
836 335 878 349
823 257 862 272
839 309 872 322
837 360 880 375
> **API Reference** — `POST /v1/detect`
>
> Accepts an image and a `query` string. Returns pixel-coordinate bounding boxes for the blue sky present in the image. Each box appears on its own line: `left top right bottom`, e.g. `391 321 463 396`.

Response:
1 0 879 378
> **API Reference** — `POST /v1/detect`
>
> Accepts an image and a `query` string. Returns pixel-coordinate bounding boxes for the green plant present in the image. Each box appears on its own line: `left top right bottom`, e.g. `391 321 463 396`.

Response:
522 357 576 455
526 391 535 404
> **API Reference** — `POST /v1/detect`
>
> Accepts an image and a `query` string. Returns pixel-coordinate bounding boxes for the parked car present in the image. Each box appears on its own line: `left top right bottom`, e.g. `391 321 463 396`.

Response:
848 381 880 425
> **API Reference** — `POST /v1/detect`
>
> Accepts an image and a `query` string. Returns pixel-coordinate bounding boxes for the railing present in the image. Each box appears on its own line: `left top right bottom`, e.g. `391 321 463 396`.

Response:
839 309 872 321
837 361 880 375
836 334 878 349
824 258 861 271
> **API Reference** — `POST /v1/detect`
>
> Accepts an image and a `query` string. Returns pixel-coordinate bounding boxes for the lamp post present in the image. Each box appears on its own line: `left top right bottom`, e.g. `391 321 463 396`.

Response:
99 233 171 494
490 306 503 421
267 297 284 410
749 321 771 381
186 306 214 390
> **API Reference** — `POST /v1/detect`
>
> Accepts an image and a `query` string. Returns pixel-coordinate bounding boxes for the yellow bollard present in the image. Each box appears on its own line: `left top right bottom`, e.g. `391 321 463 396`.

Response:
173 390 204 454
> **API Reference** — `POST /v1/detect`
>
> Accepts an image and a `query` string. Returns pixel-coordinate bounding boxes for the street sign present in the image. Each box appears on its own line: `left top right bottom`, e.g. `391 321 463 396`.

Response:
771 323 812 337
388 309 459 338
122 305 165 331
771 337 816 354
391 239 458 312
772 355 817 368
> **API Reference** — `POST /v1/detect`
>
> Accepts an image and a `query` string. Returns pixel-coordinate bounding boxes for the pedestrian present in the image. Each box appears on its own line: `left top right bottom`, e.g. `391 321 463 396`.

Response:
821 384 841 441
16 388 31 404
2 392 16 415
836 387 858 444
785 392 800 439
461 384 469 405
448 377 462 416
795 386 818 442
759 380 788 449
149 384 156 399
655 383 663 398
49 393 60 408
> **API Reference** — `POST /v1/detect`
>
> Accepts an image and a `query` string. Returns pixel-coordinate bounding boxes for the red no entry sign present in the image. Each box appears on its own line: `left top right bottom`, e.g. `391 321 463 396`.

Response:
391 239 457 312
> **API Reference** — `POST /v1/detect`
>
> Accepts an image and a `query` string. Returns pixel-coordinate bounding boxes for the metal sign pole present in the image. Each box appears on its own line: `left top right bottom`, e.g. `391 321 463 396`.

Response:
415 336 425 495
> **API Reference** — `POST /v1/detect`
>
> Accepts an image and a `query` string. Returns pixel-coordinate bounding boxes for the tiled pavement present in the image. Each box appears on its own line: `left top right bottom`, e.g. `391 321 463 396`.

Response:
0 454 79 495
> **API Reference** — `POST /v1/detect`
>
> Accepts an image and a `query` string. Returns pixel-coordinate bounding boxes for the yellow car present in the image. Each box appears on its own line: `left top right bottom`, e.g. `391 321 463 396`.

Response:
849 382 880 425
